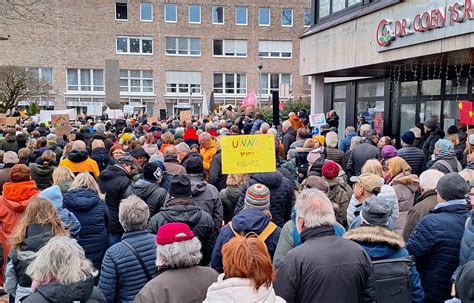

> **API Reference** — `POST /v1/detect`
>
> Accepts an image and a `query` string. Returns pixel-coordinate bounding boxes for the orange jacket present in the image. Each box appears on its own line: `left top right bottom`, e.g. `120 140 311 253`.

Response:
289 115 304 130
59 157 100 178
200 138 217 174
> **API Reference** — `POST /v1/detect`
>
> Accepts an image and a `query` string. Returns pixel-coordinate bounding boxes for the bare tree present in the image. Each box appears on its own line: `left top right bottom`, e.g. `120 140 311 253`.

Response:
0 65 50 115
0 0 51 25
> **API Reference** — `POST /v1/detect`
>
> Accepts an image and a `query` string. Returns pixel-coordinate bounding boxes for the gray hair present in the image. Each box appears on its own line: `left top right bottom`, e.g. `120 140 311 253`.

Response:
69 172 104 199
26 236 94 285
156 237 202 269
267 128 278 136
345 126 355 133
260 122 270 132
94 124 106 133
419 169 444 191
175 142 190 153
199 132 211 142
119 195 150 232
350 136 362 150
205 123 214 132
359 124 372 137
296 189 336 228
325 131 339 148
282 120 292 131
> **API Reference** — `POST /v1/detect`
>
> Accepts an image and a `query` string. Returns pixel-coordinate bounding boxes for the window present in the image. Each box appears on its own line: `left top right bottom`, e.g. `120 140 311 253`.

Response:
212 6 224 24
189 5 201 23
281 8 293 26
115 2 127 20
213 39 247 57
140 2 153 21
317 0 362 21
259 8 270 26
258 40 292 58
165 37 201 56
116 36 153 54
28 67 53 86
213 73 247 94
261 73 291 94
236 6 247 25
165 4 177 22
66 69 104 92
120 70 153 93
304 8 312 27
166 71 201 94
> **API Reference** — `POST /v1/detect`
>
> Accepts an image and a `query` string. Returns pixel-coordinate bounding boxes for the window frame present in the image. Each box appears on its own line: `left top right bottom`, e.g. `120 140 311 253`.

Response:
119 70 154 94
140 2 153 22
28 67 53 86
165 37 201 57
213 39 248 58
212 6 225 24
66 68 104 93
164 4 177 23
212 72 247 95
165 73 202 95
281 8 293 27
258 40 293 59
259 7 271 26
115 2 128 21
116 36 153 55
188 5 201 24
261 73 292 95
235 6 248 25
304 8 312 27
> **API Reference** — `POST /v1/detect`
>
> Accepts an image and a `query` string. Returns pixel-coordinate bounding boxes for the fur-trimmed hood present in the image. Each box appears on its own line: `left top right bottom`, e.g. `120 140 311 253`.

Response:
344 226 405 248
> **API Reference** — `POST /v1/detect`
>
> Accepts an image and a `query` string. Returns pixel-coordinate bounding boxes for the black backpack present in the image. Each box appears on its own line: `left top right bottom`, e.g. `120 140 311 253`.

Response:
372 256 413 303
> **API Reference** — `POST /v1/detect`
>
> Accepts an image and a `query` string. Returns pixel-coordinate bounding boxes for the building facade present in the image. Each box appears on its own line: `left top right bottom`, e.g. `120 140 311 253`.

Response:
301 0 474 137
0 0 312 116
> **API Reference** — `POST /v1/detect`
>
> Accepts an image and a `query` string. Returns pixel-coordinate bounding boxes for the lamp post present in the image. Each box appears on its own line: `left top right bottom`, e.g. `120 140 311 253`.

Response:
258 61 263 107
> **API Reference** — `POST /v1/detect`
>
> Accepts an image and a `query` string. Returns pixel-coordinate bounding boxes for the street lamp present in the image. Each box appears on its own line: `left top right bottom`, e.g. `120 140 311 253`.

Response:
258 61 263 107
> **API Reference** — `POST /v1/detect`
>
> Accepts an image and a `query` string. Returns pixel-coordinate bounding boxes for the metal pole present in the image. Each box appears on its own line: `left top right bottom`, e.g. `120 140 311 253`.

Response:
258 69 262 108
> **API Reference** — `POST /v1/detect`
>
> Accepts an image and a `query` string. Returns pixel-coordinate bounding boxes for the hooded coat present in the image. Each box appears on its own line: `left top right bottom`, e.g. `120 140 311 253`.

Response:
204 274 285 303
188 174 223 230
63 188 109 270
1 134 18 152
219 185 242 223
389 173 420 234
235 172 295 227
344 226 424 303
147 198 217 266
421 128 445 158
200 137 217 175
59 149 100 178
98 165 132 234
282 128 297 156
402 189 438 241
91 147 115 172
125 179 167 218
211 208 281 273
46 141 62 162
29 158 54 190
0 164 14 195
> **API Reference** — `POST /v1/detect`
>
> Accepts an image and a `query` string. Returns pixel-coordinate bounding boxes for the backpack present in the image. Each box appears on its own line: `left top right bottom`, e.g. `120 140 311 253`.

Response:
228 221 277 242
372 256 413 303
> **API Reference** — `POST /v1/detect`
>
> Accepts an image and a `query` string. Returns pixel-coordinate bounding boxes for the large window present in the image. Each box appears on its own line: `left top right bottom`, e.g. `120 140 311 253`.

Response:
259 8 271 26
212 6 224 24
304 8 312 27
120 70 153 93
317 0 363 22
281 8 293 27
213 39 247 57
213 73 247 94
236 6 247 25
116 36 153 54
258 40 292 58
357 80 384 135
165 37 201 56
261 73 291 95
67 69 104 92
166 71 201 95
140 2 153 21
115 2 127 20
189 5 201 23
28 67 53 86
165 4 177 22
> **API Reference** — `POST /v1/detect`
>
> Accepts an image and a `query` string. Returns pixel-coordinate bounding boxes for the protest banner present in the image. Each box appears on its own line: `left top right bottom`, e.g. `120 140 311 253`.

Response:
458 100 474 125
180 110 192 123
221 134 276 174
51 114 71 139
123 105 134 115
309 113 326 127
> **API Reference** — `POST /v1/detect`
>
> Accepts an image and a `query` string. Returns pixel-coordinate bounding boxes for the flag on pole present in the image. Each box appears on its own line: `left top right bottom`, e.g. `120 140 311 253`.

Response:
240 91 257 109
209 92 215 115
201 91 209 115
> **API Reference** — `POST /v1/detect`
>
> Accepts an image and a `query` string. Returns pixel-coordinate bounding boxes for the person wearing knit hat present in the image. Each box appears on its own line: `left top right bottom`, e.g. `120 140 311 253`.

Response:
424 118 437 131
400 131 415 145
428 139 462 174
135 222 218 303
313 135 325 148
321 161 339 180
360 195 392 226
244 184 270 212
381 145 397 161
398 131 426 176
3 151 18 165
321 161 351 226
436 172 469 202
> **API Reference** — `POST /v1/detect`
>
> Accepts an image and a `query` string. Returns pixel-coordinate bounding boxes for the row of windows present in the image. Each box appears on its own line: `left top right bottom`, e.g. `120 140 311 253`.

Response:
61 68 291 96
116 36 293 58
116 2 312 27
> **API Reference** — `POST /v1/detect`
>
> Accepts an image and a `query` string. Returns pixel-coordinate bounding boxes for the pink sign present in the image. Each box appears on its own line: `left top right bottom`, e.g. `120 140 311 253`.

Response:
240 91 257 109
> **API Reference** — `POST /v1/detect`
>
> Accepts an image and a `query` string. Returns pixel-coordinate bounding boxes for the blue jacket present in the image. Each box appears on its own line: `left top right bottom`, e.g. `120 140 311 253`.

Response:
453 210 474 281
344 226 424 303
339 131 357 153
406 203 469 303
98 230 158 303
211 208 281 273
63 188 109 270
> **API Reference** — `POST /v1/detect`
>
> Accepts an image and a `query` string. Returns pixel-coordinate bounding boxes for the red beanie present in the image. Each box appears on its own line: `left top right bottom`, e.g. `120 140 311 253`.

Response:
322 161 340 180
156 223 194 245
10 164 31 182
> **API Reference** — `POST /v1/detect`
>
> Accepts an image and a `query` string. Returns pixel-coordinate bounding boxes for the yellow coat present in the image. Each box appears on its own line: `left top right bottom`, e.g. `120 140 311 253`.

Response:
200 138 217 174
59 157 100 178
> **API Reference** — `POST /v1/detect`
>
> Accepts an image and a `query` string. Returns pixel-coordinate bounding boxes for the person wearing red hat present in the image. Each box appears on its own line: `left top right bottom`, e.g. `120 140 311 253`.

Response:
135 223 218 303
321 161 352 227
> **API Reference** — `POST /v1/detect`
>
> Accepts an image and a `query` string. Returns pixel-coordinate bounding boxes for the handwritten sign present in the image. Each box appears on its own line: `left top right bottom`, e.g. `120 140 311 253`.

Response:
180 110 192 123
309 113 326 127
221 134 276 174
51 114 71 139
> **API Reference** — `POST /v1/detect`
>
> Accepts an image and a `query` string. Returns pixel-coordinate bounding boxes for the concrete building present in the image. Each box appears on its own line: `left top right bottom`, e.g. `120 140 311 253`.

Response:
0 0 312 117
301 0 474 137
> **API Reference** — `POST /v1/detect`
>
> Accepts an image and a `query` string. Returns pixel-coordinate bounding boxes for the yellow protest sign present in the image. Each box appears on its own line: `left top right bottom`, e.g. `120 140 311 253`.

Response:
221 134 276 174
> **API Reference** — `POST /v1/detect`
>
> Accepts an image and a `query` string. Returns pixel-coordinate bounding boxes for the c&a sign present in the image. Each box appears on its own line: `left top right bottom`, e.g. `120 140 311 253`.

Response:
376 0 474 51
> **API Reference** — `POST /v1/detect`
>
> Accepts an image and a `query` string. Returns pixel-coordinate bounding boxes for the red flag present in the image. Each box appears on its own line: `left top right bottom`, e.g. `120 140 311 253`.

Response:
240 91 257 109
458 101 473 125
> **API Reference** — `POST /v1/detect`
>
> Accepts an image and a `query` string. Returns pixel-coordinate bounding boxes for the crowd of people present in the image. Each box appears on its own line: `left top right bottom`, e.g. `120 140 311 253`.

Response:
0 108 472 302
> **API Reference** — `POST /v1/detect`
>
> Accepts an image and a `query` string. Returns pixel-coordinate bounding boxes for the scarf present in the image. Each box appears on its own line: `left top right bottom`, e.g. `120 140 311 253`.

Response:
466 161 474 170
435 148 457 160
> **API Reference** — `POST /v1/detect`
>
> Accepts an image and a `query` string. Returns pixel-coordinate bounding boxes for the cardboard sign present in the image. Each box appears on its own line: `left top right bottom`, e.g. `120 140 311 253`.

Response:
123 105 134 115
51 114 71 139
180 110 192 123
309 113 326 127
221 134 276 174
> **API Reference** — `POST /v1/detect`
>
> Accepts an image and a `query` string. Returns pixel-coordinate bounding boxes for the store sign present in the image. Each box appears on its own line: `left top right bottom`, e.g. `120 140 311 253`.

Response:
376 0 474 52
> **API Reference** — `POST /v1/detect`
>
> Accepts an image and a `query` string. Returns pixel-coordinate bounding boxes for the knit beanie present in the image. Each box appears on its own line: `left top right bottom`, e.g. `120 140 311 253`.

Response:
10 164 31 182
143 162 163 182
183 156 204 174
39 185 63 208
434 139 454 153
321 161 339 180
424 118 437 130
244 184 270 211
168 175 192 198
381 145 397 160
313 135 325 146
436 172 469 201
447 125 459 135
360 195 391 226
400 131 415 145
3 151 19 165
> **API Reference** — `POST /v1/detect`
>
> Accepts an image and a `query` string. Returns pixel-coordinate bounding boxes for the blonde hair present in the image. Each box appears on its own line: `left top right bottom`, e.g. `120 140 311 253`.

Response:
62 143 73 157
27 139 37 151
226 174 249 187
41 150 56 165
18 148 30 161
387 156 412 177
69 172 104 199
145 132 155 144
361 159 384 177
52 166 75 185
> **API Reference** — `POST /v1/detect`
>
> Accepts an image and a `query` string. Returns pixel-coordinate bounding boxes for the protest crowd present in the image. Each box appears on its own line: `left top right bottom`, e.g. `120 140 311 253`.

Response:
0 107 473 303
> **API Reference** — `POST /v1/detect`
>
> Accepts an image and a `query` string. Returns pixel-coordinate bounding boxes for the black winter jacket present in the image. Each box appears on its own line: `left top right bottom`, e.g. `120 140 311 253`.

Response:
421 128 445 158
90 147 115 172
125 179 167 218
274 225 376 303
397 146 426 176
281 128 296 156
347 139 380 177
208 150 227 192
98 165 132 234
